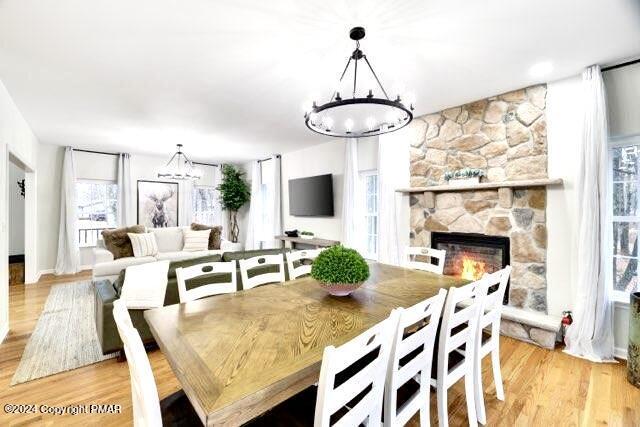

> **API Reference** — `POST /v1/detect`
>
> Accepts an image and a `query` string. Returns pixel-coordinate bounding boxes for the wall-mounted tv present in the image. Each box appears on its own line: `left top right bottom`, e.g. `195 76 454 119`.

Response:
289 174 334 217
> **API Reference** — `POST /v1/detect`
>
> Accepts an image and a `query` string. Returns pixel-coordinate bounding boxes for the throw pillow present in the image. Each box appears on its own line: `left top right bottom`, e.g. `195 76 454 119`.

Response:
128 232 159 257
102 225 146 259
190 223 222 249
182 229 211 252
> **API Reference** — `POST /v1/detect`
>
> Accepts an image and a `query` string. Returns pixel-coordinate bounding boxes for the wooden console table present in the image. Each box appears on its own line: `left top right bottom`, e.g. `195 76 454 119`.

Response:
275 235 339 249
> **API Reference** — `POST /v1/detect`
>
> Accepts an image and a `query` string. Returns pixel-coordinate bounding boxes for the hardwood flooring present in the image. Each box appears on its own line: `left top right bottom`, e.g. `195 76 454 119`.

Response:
8 262 24 286
1 273 639 426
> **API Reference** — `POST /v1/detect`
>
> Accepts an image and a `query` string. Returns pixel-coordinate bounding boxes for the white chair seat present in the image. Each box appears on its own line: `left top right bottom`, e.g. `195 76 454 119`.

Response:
404 247 446 275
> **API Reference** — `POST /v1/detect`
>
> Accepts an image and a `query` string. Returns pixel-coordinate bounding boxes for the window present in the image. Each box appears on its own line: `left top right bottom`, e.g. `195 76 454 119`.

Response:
610 140 640 296
360 170 378 260
76 180 118 247
192 186 218 226
259 159 275 244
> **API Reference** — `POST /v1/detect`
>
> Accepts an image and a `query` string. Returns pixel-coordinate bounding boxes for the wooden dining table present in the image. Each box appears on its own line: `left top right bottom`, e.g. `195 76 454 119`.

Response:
144 261 466 426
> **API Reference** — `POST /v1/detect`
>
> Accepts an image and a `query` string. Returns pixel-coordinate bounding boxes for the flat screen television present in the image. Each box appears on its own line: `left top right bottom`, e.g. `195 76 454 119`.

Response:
289 174 334 216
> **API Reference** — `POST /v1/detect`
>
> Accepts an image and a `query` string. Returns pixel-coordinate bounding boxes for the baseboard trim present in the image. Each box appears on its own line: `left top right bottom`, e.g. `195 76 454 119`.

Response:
0 323 9 346
614 346 628 360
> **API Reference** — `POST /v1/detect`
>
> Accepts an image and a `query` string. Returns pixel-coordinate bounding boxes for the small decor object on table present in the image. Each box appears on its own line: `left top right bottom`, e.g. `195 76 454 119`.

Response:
629 291 640 388
444 168 485 186
311 245 370 296
299 231 315 240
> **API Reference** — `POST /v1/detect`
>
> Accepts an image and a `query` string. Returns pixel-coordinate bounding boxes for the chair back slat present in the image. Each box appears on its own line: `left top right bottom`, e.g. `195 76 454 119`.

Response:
286 249 323 279
315 311 398 427
113 300 162 427
404 247 446 275
239 254 286 290
384 289 447 427
176 261 237 303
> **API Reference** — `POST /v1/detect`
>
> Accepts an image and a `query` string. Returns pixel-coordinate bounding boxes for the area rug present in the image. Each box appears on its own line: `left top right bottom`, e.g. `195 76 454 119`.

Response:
11 281 117 385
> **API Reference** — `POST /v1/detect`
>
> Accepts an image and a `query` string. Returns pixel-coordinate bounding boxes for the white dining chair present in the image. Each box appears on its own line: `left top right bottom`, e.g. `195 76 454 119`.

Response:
286 249 323 279
239 254 286 290
175 260 237 303
384 289 447 427
404 247 446 275
112 300 200 426
314 310 399 427
432 278 489 427
473 266 512 425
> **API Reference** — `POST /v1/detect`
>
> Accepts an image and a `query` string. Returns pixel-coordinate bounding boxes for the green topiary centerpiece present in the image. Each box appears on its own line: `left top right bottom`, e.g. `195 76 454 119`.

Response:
311 245 370 296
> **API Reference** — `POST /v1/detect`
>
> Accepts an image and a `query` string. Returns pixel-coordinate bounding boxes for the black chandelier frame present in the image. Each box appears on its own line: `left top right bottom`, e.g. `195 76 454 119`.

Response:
304 26 414 138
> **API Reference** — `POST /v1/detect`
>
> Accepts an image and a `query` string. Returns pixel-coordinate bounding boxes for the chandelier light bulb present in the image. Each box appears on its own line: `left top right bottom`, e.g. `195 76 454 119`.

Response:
309 112 319 125
322 116 334 130
366 117 376 131
345 118 354 132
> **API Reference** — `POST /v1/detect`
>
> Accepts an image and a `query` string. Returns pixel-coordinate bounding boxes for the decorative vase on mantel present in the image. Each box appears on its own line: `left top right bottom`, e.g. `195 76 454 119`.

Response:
629 291 640 388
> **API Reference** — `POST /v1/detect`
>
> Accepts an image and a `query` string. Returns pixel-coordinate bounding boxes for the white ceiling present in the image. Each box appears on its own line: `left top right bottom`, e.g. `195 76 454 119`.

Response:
0 0 639 162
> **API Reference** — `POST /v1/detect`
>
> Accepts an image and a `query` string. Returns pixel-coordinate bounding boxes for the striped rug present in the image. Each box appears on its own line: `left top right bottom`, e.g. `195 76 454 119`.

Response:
11 281 117 385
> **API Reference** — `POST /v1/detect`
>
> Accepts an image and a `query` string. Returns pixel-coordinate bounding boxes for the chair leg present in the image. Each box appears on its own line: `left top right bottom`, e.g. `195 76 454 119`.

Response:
474 352 487 425
437 384 448 427
491 347 504 401
464 371 478 427
419 400 430 427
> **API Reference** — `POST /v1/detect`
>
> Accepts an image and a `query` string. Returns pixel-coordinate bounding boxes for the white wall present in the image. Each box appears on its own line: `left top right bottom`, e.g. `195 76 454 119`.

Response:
281 138 378 242
36 144 222 271
8 160 25 256
605 62 640 138
0 79 39 343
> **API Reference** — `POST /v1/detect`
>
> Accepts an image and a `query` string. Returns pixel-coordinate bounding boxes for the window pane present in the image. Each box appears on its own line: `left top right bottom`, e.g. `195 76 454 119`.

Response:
613 222 638 256
612 145 639 181
192 186 217 226
613 182 637 216
613 256 639 292
76 181 118 247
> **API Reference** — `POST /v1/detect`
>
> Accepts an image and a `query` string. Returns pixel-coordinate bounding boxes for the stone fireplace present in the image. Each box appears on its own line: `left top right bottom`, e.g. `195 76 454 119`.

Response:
431 232 510 304
406 84 561 348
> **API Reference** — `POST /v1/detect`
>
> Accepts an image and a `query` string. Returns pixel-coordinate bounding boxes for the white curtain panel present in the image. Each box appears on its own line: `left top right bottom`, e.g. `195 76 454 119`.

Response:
564 65 615 362
268 155 283 249
117 153 135 226
55 147 80 275
377 132 410 265
212 165 225 233
341 139 365 252
244 161 263 250
178 179 194 227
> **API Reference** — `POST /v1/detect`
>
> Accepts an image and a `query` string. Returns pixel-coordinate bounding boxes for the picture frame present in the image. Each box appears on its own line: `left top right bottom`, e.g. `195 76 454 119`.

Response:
136 180 179 228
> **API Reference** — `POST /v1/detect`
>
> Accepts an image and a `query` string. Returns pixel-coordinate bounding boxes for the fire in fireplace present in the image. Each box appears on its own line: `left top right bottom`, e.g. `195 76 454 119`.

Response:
431 232 510 304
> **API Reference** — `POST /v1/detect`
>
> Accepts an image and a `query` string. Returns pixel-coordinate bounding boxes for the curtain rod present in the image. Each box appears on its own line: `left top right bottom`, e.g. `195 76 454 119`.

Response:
258 154 281 163
74 148 219 166
73 148 119 157
602 58 640 72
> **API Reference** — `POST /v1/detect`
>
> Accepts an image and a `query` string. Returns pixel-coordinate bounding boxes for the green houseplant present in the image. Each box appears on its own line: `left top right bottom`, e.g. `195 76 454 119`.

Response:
311 245 370 296
216 164 250 243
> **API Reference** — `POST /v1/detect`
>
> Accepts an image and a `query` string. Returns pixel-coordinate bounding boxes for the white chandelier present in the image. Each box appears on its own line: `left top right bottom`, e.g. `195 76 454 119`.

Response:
303 27 414 138
158 144 203 180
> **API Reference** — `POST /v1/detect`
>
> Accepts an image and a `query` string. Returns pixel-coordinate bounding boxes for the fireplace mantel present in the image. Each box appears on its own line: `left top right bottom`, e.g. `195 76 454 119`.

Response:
396 178 563 194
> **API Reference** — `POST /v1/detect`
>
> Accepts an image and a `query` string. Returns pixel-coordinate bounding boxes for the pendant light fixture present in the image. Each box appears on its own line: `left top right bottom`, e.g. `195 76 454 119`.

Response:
157 144 203 180
303 27 414 138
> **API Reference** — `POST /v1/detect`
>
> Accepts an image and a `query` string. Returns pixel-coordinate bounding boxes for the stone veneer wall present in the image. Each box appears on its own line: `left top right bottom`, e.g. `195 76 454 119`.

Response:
409 85 549 313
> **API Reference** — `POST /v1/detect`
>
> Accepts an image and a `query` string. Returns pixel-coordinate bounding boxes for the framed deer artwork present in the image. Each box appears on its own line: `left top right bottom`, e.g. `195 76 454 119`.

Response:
137 180 179 228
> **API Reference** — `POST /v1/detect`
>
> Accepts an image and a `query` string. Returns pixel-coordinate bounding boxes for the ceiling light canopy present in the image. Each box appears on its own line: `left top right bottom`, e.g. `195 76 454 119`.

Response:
158 144 203 180
304 27 414 138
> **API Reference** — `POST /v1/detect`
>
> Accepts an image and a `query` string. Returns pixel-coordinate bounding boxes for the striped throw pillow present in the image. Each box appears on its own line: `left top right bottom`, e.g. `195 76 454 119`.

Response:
128 233 159 257
182 229 211 252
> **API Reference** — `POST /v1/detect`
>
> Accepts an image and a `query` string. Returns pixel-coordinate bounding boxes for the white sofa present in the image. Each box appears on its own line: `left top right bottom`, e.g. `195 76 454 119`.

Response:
92 226 237 282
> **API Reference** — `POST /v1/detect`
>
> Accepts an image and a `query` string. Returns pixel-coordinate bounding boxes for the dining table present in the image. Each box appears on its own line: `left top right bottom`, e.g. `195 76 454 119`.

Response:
144 261 467 426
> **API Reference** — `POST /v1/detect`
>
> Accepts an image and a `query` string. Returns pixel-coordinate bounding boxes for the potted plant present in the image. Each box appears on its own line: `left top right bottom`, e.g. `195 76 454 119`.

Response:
311 245 370 296
300 231 315 240
216 164 250 249
444 168 485 185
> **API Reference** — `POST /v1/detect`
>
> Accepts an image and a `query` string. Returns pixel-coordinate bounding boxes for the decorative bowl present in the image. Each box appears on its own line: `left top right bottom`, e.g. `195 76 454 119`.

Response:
318 282 363 296
300 234 314 240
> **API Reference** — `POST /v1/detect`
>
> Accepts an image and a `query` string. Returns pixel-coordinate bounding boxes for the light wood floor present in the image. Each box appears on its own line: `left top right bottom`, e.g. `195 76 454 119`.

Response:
0 274 639 426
